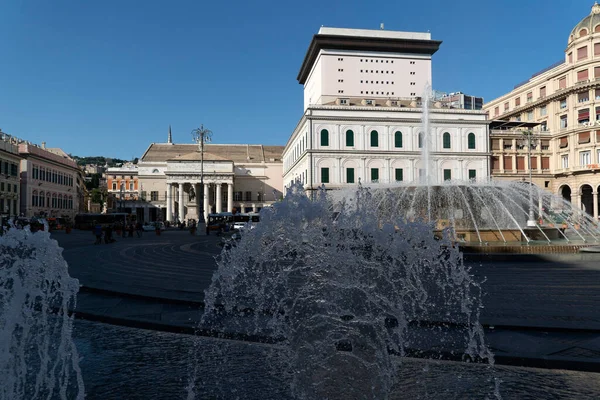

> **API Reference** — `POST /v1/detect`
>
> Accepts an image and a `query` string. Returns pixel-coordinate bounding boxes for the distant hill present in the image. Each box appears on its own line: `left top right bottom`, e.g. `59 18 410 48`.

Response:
70 155 137 167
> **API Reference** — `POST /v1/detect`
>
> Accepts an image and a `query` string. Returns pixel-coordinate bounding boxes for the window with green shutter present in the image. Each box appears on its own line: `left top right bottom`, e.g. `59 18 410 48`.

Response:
346 168 355 183
320 129 329 146
346 130 354 146
394 131 402 148
443 169 451 181
395 168 403 181
370 130 379 147
418 132 423 148
468 169 476 180
321 167 329 183
371 168 379 182
468 133 476 149
443 132 451 149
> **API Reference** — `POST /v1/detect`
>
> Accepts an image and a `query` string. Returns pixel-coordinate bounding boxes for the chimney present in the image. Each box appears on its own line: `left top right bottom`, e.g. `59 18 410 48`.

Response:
41 141 46 149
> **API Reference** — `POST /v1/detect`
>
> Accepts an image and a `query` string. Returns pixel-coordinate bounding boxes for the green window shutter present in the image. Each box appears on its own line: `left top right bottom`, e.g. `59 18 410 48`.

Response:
371 168 379 182
443 132 451 149
395 168 403 181
443 169 452 181
321 129 329 146
370 130 379 147
468 169 476 179
346 168 355 183
321 167 329 183
468 133 476 149
418 133 423 148
346 130 354 146
394 131 402 148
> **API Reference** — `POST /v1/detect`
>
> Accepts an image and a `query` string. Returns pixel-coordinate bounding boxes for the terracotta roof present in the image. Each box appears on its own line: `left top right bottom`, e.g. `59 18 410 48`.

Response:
141 143 284 163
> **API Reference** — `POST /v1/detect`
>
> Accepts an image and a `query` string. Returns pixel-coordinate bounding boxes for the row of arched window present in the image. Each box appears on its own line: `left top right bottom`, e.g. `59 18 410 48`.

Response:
320 129 477 149
31 191 74 209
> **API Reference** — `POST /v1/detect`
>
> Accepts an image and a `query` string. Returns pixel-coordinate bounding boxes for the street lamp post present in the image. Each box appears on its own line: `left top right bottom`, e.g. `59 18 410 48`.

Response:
519 130 540 227
191 125 212 231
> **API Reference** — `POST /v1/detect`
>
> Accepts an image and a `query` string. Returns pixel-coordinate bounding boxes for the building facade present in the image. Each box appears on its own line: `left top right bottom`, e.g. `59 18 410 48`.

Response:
18 142 81 221
483 3 600 219
136 138 283 223
0 132 22 218
435 91 484 110
284 27 490 193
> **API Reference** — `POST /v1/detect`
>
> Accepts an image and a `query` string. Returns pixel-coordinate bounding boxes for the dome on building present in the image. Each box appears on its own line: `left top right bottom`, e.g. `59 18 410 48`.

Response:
569 2 600 44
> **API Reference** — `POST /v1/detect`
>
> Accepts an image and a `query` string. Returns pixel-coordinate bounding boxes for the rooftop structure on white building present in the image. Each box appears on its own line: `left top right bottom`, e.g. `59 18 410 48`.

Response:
284 26 491 195
434 91 484 110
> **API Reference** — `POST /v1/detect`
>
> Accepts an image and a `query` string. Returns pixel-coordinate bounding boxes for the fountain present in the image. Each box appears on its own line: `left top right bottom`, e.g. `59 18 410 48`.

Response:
0 226 84 400
188 182 499 399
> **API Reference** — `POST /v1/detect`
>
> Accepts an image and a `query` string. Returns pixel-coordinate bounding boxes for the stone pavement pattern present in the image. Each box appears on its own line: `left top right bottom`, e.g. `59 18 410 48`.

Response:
52 229 600 372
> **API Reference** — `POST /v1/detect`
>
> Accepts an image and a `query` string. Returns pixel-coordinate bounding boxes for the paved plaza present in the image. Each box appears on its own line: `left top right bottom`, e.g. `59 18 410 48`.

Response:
51 228 600 372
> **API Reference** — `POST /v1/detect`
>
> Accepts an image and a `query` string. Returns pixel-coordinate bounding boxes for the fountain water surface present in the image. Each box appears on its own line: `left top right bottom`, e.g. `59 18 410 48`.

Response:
0 226 84 400
189 182 499 399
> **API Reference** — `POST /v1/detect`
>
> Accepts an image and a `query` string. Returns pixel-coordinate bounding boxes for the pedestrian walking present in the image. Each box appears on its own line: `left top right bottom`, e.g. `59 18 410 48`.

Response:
93 221 102 244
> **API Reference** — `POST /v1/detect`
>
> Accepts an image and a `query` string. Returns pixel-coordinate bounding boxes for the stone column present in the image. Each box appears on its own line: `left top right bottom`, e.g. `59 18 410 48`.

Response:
216 183 222 213
204 183 209 220
227 183 233 212
178 183 185 222
593 191 599 219
166 183 173 222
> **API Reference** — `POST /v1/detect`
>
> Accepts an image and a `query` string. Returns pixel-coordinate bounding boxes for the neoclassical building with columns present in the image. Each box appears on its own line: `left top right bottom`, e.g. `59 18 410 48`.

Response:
136 140 283 223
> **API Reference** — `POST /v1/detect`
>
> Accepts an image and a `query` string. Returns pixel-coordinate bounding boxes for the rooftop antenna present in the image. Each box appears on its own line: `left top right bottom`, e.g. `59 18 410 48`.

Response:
380 22 384 30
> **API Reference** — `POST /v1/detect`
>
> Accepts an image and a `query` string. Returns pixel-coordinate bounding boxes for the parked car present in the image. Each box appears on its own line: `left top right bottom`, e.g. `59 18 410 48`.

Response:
142 222 166 231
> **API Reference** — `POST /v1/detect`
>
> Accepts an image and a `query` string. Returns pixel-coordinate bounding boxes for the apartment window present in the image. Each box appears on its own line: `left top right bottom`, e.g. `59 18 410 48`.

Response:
394 131 403 148
339 99 348 105
540 105 547 116
320 129 329 146
442 132 451 149
515 97 521 107
578 91 589 103
129 182 134 190
370 168 379 182
468 133 476 149
561 155 569 168
370 130 379 147
559 136 568 148
418 132 423 148
578 109 590 125
526 92 533 103
577 69 589 82
504 102 509 111
580 151 591 166
559 98 567 109
234 191 242 201
321 168 329 184
494 106 499 116
595 43 600 56
559 77 567 89
112 182 117 190
539 86 546 98
569 52 573 63
346 168 355 183
468 169 476 180
395 168 403 182
560 115 568 129
578 45 588 60
244 191 252 201
443 169 452 181
527 111 534 121
346 130 354 146
540 121 548 132
597 149 600 164
10 164 17 176
150 191 159 201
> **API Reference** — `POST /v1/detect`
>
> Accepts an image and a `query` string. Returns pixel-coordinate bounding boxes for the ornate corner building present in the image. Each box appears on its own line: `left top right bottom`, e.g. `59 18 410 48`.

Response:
483 3 600 219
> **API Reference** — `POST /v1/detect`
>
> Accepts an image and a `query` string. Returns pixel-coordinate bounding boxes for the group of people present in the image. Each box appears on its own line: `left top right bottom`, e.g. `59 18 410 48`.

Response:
93 221 144 244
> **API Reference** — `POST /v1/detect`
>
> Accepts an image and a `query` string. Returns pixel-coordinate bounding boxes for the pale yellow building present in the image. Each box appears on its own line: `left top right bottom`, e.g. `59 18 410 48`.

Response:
483 3 600 219
0 131 22 218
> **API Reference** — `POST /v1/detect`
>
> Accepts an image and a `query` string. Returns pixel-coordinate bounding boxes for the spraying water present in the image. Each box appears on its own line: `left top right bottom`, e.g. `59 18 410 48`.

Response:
0 226 85 400
189 182 496 399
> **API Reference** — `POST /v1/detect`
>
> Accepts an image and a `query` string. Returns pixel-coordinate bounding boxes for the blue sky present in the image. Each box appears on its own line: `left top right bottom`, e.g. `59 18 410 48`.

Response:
0 1 589 160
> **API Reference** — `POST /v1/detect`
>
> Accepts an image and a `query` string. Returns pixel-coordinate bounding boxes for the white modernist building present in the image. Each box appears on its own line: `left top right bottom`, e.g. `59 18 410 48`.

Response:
283 27 490 193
